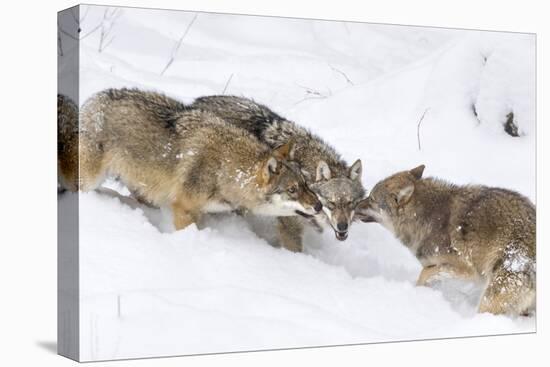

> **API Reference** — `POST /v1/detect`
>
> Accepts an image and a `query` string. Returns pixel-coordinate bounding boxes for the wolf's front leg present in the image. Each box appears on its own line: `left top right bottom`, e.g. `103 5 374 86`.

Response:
277 216 304 252
416 263 476 286
171 195 203 231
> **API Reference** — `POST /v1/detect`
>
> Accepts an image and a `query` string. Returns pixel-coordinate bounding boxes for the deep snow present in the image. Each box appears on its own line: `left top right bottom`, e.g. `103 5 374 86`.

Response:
57 5 535 361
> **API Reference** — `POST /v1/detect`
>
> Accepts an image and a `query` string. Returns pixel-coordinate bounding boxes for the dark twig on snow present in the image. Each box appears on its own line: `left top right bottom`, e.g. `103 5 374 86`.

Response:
98 7 122 53
222 73 234 95
416 108 430 151
80 7 90 24
343 22 351 35
58 26 78 40
160 13 198 76
57 23 64 56
80 23 102 40
58 6 100 56
293 83 332 106
117 294 122 318
329 64 354 85
69 8 79 25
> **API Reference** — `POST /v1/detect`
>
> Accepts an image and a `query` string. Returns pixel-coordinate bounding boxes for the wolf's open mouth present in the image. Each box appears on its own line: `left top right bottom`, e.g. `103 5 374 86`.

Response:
335 231 348 241
295 210 314 219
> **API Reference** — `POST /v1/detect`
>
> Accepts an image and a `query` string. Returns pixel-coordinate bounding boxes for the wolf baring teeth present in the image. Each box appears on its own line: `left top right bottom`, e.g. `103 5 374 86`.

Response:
191 95 366 250
58 89 322 235
355 165 536 316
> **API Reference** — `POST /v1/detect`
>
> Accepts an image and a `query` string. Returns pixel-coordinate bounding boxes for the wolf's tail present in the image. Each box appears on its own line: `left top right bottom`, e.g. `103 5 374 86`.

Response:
480 252 536 316
58 94 79 192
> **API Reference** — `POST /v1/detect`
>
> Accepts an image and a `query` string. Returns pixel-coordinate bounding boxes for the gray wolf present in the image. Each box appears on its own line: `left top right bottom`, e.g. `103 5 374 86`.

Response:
356 165 536 316
191 95 366 250
58 94 79 192
58 88 322 233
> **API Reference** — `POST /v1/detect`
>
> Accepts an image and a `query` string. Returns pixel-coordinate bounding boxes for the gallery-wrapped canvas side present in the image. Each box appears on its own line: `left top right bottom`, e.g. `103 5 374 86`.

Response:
57 5 80 362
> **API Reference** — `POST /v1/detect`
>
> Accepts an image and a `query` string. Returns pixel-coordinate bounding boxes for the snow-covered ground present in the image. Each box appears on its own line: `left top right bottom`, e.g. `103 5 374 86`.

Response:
58 5 536 361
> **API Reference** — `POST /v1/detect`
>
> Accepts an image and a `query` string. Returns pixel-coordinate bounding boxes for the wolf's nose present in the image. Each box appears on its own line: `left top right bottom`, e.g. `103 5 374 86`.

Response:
314 202 322 213
337 222 348 231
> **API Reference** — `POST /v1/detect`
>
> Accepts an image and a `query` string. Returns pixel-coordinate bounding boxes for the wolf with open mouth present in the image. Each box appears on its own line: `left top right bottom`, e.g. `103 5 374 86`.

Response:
192 95 366 251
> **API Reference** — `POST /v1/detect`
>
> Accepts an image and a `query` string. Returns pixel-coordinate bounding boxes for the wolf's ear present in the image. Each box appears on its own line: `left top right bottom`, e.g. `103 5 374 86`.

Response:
349 159 362 181
262 156 280 182
409 165 425 180
396 184 415 205
300 168 312 181
316 161 331 182
273 140 295 161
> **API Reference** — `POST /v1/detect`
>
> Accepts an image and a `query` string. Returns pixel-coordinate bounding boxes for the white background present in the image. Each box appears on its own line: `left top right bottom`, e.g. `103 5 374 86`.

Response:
0 0 547 366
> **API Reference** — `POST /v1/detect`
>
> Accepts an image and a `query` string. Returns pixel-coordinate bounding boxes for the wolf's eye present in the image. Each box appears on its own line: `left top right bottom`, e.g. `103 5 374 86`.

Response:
288 186 297 194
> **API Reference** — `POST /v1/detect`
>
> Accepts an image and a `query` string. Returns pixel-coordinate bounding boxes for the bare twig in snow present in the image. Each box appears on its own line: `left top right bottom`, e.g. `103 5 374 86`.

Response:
416 108 430 151
117 294 121 318
294 83 332 106
80 6 90 24
58 5 99 52
59 23 99 41
329 64 354 85
295 83 332 97
160 13 199 76
343 22 351 35
98 7 122 53
69 6 90 33
222 73 234 94
57 23 64 56
69 8 79 25
58 26 78 41
80 23 102 40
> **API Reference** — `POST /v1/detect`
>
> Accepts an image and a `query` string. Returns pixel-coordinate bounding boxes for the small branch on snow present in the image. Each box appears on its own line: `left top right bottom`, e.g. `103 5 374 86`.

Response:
329 64 354 85
69 8 79 26
98 7 122 53
222 73 234 95
80 23 102 40
117 294 122 318
57 23 64 56
294 83 332 106
58 26 79 41
343 22 351 35
160 13 198 76
80 6 91 24
416 108 430 151
70 6 90 34
58 6 101 47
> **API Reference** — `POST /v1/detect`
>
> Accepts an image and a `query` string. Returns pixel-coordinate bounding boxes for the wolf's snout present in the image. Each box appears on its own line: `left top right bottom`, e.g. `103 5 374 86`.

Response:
314 202 322 213
337 222 348 231
335 230 348 241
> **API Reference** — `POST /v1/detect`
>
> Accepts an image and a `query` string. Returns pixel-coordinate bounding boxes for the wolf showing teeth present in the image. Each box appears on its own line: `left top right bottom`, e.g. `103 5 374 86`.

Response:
191 95 366 251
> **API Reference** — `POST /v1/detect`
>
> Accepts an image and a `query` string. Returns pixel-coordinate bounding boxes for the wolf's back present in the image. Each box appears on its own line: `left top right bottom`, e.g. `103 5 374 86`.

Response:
100 88 188 129
191 95 348 176
192 95 282 140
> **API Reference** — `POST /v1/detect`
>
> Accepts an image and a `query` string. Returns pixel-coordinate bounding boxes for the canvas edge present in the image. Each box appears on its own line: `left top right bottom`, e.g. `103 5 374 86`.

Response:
57 4 80 362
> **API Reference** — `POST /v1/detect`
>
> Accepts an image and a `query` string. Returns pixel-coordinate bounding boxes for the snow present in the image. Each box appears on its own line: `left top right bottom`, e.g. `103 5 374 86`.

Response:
58 5 535 361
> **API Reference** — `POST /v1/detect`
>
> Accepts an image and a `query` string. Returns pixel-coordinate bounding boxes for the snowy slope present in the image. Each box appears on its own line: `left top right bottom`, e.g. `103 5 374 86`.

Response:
58 5 535 361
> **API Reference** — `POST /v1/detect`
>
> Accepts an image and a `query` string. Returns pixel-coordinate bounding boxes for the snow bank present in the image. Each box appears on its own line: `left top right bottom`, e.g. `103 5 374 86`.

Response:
475 33 536 136
67 192 533 361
